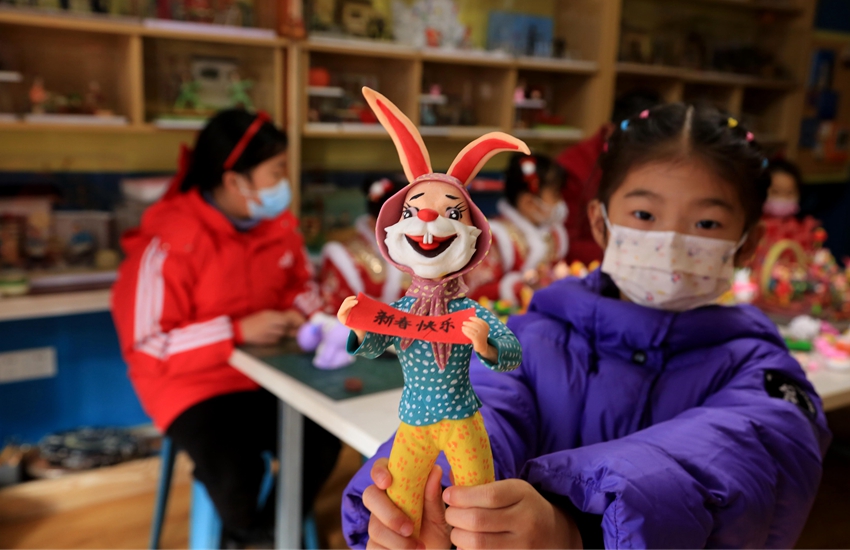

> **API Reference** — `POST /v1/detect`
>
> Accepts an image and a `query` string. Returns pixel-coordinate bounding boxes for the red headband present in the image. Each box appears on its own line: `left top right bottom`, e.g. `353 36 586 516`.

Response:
223 111 271 171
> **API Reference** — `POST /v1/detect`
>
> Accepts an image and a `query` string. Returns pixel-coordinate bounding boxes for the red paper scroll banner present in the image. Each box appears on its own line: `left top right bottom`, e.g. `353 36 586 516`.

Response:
345 293 474 344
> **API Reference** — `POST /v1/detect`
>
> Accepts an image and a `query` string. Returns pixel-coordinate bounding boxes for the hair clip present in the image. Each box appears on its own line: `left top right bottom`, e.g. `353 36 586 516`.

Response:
639 109 650 119
620 119 630 131
746 131 754 142
520 156 540 194
762 158 769 169
728 117 738 128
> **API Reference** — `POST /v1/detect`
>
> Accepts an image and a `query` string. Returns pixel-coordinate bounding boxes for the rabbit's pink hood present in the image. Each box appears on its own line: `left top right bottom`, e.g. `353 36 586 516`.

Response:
363 87 530 281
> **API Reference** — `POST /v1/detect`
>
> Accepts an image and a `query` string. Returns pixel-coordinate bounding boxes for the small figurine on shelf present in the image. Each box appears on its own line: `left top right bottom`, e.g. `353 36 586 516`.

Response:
84 81 110 116
228 71 254 111
174 74 202 112
67 224 96 266
25 224 49 268
29 77 48 114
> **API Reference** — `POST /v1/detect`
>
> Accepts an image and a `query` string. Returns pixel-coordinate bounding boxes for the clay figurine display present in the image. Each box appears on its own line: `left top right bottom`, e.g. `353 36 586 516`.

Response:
337 87 525 536
29 77 47 114
27 77 116 117
174 74 203 112
228 71 254 110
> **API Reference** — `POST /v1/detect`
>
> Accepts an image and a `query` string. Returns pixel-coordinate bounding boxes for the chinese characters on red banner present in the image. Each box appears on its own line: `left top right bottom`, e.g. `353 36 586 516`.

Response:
345 293 474 344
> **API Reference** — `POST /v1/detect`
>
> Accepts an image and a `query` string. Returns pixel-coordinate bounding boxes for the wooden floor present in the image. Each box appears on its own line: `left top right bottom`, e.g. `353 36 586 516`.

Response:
1 441 849 549
0 445 362 550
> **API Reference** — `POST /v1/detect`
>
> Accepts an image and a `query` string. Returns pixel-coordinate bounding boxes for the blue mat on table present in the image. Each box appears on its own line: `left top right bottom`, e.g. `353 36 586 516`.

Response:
259 353 404 401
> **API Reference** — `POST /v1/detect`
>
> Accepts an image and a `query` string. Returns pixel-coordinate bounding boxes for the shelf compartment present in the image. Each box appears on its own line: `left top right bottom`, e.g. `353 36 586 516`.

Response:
513 70 596 137
142 36 279 124
0 22 137 123
304 49 418 128
420 61 513 130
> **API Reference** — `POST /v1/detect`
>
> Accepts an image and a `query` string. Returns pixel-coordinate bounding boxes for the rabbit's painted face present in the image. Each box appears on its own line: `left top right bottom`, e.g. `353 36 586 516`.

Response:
383 182 481 279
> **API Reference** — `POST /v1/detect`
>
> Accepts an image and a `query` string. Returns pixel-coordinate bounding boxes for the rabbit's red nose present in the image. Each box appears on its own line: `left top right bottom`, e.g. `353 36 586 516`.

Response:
417 209 439 222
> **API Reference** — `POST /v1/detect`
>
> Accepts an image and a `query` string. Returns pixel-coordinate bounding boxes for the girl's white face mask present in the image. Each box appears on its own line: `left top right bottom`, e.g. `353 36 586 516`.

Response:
600 206 747 312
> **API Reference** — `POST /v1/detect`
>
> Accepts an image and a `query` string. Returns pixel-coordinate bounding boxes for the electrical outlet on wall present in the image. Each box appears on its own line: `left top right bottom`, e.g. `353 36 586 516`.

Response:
0 347 57 384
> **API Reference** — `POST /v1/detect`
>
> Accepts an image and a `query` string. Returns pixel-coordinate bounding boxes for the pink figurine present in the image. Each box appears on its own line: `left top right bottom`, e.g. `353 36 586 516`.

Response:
29 77 47 114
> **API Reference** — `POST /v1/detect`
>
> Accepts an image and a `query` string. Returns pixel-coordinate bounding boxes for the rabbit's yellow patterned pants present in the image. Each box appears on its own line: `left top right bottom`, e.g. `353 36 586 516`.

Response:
387 412 495 537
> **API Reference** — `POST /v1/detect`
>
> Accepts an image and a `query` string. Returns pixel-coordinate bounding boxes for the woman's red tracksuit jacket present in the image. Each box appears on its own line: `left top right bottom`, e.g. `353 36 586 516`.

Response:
111 189 322 431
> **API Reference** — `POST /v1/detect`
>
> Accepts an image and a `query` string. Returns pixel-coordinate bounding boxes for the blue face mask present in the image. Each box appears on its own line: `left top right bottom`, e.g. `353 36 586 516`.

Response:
241 178 291 220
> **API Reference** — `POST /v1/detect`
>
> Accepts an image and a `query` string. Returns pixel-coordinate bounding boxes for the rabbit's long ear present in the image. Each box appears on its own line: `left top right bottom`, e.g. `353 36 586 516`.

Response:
448 132 530 186
362 87 431 182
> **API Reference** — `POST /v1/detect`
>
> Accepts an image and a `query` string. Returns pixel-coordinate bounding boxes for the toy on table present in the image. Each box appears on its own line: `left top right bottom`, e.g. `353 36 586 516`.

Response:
813 327 850 371
297 312 356 370
337 87 526 537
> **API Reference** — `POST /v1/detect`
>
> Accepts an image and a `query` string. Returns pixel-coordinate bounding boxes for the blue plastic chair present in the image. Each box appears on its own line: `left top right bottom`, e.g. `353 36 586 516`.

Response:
149 437 319 550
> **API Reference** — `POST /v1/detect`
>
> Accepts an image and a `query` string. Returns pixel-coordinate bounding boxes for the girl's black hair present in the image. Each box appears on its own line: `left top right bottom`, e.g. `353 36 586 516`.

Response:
504 153 566 207
597 102 769 229
767 158 803 196
180 109 288 193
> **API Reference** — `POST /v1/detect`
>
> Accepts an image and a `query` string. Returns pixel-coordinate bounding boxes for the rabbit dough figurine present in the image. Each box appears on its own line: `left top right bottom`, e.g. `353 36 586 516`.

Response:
337 87 526 536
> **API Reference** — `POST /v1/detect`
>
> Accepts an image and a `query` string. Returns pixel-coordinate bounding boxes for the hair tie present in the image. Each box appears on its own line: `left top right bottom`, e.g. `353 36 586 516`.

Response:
746 131 754 142
603 141 609 152
728 117 738 128
762 158 769 169
639 109 649 119
620 119 629 131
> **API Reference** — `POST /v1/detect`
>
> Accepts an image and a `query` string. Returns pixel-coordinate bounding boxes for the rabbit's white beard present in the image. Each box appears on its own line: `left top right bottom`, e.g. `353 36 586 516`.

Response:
384 215 481 279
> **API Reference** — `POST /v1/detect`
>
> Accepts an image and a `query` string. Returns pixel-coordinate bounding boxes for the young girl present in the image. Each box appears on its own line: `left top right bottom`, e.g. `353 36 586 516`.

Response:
468 153 568 304
341 104 831 549
111 110 340 543
751 158 822 275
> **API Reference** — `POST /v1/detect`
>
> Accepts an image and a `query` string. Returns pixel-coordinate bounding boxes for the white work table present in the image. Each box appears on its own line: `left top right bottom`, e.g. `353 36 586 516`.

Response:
230 348 400 458
232 341 850 549
807 368 850 412
229 348 401 550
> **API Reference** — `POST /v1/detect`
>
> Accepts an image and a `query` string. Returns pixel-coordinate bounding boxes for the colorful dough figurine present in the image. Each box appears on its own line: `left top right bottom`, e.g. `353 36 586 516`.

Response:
337 87 525 536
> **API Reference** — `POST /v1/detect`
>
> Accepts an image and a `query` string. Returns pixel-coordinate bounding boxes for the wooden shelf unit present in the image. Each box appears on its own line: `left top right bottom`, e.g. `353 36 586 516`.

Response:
0 0 818 208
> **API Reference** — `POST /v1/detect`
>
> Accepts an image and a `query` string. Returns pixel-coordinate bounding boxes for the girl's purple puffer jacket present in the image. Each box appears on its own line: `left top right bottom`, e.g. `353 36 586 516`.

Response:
342 271 831 548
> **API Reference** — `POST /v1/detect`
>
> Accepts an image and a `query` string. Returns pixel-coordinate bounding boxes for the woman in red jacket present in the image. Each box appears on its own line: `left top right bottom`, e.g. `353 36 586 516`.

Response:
112 110 340 544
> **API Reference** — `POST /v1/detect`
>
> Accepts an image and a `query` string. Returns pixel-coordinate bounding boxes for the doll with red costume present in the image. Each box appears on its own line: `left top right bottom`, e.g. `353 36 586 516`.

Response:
336 87 524 538
468 153 569 305
318 176 410 312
